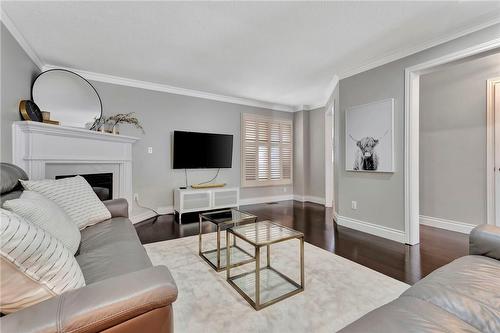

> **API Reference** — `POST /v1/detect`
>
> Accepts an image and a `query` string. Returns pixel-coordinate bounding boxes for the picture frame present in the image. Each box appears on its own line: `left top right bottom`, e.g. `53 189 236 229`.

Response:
345 98 395 172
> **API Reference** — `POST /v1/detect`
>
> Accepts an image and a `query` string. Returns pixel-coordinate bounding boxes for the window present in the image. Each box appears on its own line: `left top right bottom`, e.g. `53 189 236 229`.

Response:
241 113 293 187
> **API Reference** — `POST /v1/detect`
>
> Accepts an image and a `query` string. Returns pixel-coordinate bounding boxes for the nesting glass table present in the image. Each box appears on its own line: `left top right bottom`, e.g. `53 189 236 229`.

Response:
226 220 305 310
199 209 257 272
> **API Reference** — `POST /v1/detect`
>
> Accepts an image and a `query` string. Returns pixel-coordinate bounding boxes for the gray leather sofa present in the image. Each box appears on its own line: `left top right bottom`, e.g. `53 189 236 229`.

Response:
340 224 500 333
0 163 178 333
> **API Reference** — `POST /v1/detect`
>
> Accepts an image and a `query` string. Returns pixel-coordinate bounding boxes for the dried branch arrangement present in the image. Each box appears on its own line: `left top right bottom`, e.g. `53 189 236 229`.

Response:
93 112 145 134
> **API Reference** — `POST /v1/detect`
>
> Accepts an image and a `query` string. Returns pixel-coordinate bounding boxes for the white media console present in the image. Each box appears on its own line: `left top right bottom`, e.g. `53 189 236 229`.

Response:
173 187 239 223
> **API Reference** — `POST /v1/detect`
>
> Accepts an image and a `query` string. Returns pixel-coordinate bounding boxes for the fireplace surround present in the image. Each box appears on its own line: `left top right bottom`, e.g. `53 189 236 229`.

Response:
12 121 139 214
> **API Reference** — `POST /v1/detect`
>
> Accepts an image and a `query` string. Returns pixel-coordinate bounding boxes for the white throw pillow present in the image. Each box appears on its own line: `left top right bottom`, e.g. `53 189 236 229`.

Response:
0 209 86 314
21 176 111 230
3 191 81 254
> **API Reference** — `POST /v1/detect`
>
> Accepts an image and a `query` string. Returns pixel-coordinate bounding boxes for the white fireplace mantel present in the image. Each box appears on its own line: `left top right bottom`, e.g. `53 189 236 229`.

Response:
12 121 139 211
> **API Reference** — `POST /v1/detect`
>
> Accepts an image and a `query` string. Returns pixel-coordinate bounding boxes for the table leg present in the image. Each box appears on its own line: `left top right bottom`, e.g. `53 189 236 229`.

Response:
255 246 260 309
267 244 271 267
198 215 202 255
226 230 231 280
300 236 305 288
217 225 221 269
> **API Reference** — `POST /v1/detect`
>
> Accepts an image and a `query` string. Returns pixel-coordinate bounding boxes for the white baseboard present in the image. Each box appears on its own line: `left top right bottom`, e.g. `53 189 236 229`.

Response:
419 215 476 234
239 195 294 206
157 206 174 215
335 214 406 243
293 195 326 205
239 194 326 206
130 206 174 224
130 210 155 224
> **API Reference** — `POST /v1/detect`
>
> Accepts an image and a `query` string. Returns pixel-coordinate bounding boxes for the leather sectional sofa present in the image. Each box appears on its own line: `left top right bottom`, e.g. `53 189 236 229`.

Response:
340 224 500 333
0 163 178 333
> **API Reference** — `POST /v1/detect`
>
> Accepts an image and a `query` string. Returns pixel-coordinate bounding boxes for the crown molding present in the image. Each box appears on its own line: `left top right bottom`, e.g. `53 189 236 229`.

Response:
0 8 44 69
42 64 297 112
4 5 498 112
338 12 500 79
1 6 297 113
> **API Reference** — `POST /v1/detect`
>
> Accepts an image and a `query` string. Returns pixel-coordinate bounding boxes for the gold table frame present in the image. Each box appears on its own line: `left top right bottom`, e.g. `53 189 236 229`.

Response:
226 221 305 310
198 209 257 272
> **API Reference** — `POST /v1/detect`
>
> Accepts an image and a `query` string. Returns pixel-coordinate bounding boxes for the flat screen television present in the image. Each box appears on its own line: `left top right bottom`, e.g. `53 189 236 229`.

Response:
173 131 233 169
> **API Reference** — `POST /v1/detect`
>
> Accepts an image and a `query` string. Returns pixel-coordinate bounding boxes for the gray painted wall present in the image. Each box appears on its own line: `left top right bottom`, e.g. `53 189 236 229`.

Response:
305 108 325 199
293 111 308 198
420 52 500 225
336 23 500 231
293 106 328 201
331 85 340 208
90 81 294 210
1 23 40 162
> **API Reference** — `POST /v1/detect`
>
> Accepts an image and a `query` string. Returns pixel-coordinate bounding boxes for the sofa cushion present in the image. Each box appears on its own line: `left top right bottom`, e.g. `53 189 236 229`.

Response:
21 176 111 230
0 163 28 194
339 296 481 333
3 191 81 254
0 209 85 314
402 255 500 333
77 217 151 284
0 190 22 205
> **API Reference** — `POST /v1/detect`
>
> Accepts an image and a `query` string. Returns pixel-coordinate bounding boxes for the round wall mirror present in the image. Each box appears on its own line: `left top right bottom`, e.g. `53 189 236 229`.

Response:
32 69 102 128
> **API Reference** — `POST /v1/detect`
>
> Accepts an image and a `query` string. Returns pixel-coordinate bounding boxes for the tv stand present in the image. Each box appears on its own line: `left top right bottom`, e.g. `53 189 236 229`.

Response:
173 187 239 224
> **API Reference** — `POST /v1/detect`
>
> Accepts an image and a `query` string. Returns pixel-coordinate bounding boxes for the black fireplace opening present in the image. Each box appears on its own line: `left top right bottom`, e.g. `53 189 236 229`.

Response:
55 173 113 201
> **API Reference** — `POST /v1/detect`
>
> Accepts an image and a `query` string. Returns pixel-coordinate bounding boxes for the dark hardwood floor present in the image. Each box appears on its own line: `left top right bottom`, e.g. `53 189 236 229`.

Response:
135 200 468 285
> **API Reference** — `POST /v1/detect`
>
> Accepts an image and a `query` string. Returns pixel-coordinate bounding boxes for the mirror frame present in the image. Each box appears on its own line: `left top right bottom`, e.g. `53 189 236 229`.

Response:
31 69 103 129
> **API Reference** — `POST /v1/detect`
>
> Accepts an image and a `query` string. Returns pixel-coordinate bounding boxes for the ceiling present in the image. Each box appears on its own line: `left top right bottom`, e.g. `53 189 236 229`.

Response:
2 1 500 111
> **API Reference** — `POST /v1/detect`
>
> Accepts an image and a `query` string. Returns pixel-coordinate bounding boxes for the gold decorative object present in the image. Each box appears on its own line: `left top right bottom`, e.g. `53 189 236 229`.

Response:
19 100 43 122
42 119 60 125
41 111 50 121
191 183 226 189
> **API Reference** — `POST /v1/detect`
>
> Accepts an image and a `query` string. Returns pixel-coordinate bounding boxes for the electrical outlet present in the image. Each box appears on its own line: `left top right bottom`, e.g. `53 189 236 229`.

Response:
147 147 153 154
283 187 287 193
351 201 357 210
133 193 139 202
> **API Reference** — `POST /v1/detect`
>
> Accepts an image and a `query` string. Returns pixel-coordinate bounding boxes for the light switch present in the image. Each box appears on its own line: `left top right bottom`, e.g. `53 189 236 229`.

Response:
148 147 153 154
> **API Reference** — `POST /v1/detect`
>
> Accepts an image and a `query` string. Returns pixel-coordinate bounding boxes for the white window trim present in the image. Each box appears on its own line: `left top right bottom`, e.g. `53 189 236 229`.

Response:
241 113 293 187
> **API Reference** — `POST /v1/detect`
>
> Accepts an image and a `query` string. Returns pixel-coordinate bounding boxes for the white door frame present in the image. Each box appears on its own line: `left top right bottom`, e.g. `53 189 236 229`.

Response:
325 103 335 207
404 38 500 245
487 78 500 226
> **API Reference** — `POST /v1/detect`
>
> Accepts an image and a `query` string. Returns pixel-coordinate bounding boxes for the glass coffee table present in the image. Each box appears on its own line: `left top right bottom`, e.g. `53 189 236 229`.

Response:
226 220 305 310
199 208 257 272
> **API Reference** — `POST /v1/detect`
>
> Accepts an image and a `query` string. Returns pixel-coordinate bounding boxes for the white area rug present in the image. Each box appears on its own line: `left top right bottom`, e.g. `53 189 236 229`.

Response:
145 233 409 333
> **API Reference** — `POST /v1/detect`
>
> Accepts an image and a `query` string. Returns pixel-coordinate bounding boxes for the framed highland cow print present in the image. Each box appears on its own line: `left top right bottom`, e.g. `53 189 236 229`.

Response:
345 98 394 172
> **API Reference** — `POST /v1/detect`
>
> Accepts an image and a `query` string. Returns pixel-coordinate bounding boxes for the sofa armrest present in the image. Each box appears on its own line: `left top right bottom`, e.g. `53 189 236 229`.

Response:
0 266 178 333
469 224 500 260
103 198 129 218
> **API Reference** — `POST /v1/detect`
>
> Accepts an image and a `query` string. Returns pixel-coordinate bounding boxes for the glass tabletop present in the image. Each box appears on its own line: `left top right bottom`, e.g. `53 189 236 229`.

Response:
229 220 303 246
200 208 257 226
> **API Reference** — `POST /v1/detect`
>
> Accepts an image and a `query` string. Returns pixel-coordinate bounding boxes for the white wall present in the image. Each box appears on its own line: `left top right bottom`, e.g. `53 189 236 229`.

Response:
420 52 500 225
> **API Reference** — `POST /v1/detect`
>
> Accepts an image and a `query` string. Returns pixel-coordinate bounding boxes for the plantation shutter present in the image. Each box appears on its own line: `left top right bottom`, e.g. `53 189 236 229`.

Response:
242 114 293 187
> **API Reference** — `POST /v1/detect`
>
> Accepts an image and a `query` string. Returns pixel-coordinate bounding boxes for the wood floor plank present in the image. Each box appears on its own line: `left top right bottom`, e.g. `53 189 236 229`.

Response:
135 200 469 285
